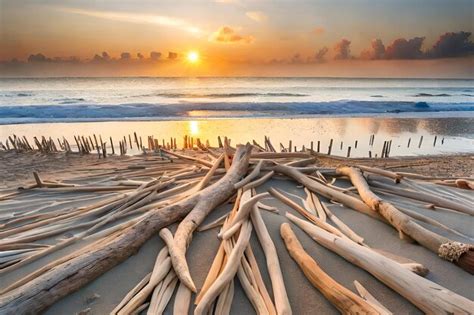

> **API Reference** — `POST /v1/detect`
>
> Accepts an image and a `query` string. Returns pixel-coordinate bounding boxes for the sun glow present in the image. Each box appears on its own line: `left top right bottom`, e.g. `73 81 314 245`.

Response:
189 120 199 135
187 51 199 63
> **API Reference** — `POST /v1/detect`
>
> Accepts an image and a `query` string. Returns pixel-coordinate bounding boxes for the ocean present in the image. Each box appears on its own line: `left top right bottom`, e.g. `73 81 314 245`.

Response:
0 77 473 124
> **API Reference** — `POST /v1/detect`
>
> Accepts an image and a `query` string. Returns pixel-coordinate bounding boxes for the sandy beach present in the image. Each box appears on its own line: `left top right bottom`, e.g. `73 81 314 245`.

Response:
0 140 472 314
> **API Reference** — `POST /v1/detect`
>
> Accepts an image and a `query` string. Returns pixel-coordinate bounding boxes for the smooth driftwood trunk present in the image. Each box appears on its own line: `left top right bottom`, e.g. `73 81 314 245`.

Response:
336 166 474 274
0 144 252 315
272 165 383 222
251 205 292 315
287 214 474 314
280 223 381 315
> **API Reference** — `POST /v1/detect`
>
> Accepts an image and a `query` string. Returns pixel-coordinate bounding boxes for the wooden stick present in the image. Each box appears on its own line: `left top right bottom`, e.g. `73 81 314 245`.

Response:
173 282 192 315
286 213 474 314
0 145 253 314
280 223 381 314
368 179 474 216
337 166 474 273
194 220 253 315
251 205 292 315
353 281 392 314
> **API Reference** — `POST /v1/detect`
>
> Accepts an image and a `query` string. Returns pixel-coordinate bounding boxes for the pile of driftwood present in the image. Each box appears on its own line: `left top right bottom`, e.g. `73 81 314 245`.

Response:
0 139 473 314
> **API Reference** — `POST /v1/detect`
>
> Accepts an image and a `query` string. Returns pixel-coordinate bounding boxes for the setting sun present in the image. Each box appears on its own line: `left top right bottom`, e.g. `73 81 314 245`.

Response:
187 51 199 63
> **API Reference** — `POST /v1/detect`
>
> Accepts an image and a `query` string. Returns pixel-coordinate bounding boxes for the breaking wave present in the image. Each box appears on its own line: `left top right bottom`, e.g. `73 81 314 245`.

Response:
0 100 473 124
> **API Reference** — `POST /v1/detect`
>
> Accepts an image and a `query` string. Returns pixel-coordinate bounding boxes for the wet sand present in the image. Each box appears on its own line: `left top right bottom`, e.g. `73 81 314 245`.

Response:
1 116 473 158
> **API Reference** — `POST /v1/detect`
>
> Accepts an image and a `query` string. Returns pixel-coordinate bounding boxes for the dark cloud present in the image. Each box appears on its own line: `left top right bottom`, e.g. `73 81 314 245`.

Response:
93 52 111 62
150 51 162 60
333 39 351 60
28 53 51 63
385 37 425 59
428 31 474 58
120 52 131 60
314 47 328 63
360 39 385 60
168 52 178 60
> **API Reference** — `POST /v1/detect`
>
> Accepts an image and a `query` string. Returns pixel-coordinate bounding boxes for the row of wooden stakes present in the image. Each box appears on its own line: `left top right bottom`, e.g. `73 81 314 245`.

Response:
1 132 445 159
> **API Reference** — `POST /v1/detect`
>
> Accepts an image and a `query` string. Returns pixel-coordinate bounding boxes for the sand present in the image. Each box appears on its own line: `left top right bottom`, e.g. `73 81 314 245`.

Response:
0 151 472 315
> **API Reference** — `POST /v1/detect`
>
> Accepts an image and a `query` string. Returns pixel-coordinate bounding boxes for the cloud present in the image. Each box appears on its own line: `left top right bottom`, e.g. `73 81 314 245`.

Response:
57 7 202 35
120 52 131 60
314 47 329 63
93 51 111 62
28 53 51 63
385 37 425 59
150 51 162 60
246 11 267 23
313 27 325 36
360 39 385 60
333 38 351 60
428 31 474 58
168 52 178 60
209 26 254 44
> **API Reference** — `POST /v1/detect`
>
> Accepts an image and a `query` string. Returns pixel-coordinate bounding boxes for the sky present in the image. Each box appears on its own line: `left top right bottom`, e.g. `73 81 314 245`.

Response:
1 0 473 77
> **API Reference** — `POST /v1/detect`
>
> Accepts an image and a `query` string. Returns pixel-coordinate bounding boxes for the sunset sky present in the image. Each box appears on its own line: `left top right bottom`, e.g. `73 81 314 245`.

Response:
1 0 473 77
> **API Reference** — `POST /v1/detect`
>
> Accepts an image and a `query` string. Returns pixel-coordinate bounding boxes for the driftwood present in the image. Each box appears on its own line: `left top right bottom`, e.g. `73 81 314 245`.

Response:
336 166 474 274
194 220 253 315
251 204 291 315
353 281 392 315
1 137 473 314
368 179 474 216
272 164 383 222
280 223 381 314
0 144 252 314
287 213 474 314
170 152 237 292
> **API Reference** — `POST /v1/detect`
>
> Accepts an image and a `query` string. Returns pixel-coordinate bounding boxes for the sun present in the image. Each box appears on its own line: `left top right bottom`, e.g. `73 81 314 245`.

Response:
187 51 200 63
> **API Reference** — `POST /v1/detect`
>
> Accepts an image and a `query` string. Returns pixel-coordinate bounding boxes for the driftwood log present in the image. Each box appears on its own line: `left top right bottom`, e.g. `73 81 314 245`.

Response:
0 144 253 314
336 166 474 274
280 223 382 315
287 213 474 314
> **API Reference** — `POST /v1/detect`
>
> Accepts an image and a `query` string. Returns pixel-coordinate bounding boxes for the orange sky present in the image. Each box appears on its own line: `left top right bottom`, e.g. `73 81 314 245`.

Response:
1 0 473 77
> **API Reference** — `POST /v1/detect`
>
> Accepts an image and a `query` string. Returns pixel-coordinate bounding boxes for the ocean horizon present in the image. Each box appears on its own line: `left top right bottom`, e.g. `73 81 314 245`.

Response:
1 77 473 124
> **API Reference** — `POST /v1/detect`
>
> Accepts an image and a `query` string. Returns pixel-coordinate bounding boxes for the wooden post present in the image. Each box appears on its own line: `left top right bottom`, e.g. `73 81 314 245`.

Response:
327 139 333 155
407 138 411 148
441 137 444 145
110 137 115 155
317 140 320 153
368 151 372 158
310 141 314 152
433 136 437 146
340 141 343 150
347 146 351 158
418 136 423 148
354 140 358 149
288 140 292 153
129 134 133 149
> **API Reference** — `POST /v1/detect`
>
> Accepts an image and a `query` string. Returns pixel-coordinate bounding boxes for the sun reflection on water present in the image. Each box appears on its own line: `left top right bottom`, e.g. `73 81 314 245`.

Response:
189 120 199 135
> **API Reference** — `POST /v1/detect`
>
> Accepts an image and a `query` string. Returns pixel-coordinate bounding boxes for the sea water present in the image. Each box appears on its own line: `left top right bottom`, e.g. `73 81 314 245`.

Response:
0 77 473 124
